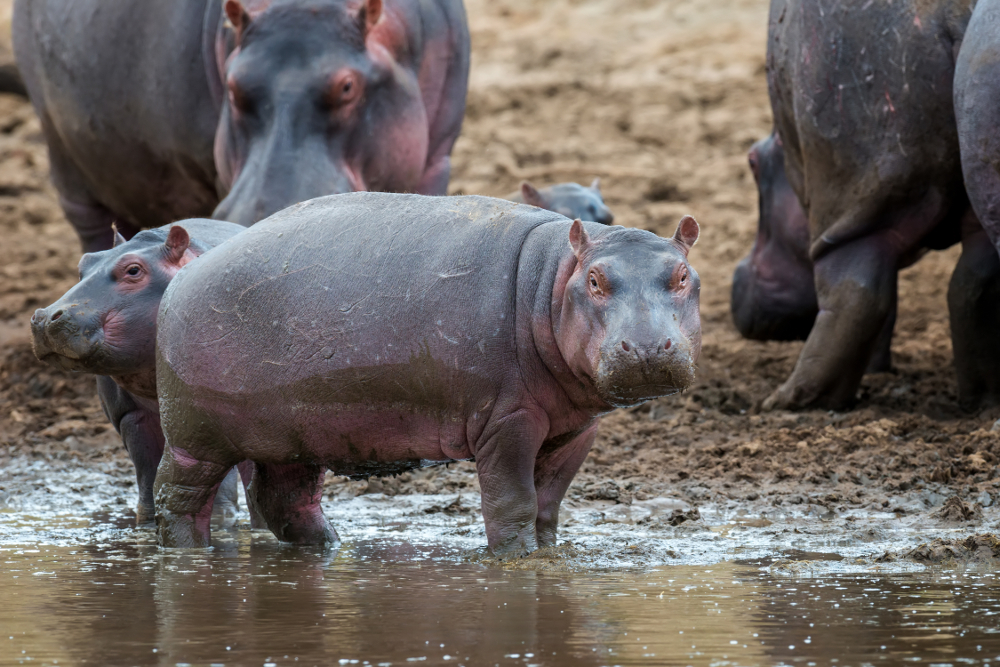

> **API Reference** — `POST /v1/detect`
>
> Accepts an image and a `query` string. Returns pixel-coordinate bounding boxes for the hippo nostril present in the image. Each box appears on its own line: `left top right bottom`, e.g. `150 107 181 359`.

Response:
664 339 672 350
621 340 631 352
50 309 64 322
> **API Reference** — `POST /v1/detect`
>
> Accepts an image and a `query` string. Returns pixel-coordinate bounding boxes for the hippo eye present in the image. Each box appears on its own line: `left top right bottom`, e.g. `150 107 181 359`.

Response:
124 264 143 277
331 71 362 107
587 269 606 296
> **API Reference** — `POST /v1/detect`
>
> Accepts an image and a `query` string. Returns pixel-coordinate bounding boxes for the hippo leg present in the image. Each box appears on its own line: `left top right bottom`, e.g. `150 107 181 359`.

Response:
211 467 241 528
476 411 547 559
533 423 598 548
97 376 164 526
245 463 338 545
154 445 235 548
763 237 897 410
865 293 896 374
948 227 1000 410
43 127 140 252
237 460 268 529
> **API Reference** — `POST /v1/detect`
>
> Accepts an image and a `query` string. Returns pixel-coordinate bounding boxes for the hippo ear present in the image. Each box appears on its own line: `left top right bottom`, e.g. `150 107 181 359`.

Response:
224 0 252 43
164 225 193 266
672 215 700 255
569 218 591 259
111 223 127 248
356 0 383 36
590 177 601 192
520 181 546 208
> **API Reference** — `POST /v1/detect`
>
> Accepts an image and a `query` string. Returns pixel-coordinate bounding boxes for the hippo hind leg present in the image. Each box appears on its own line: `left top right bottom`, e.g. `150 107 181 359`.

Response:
533 424 597 548
948 227 1000 410
154 443 237 549
244 462 339 545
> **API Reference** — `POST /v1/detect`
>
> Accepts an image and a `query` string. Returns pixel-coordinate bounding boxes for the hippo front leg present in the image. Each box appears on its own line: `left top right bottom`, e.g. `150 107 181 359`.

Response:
475 410 549 559
763 237 897 410
533 423 598 548
244 462 338 546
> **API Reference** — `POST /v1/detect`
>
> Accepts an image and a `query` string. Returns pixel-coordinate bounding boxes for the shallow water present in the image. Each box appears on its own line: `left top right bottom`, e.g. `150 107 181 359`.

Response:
2 506 1000 667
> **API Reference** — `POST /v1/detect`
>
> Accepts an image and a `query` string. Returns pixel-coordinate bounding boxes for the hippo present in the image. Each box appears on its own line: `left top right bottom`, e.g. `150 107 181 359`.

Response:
736 0 1000 411
153 193 701 555
30 220 249 525
507 179 614 225
13 0 470 251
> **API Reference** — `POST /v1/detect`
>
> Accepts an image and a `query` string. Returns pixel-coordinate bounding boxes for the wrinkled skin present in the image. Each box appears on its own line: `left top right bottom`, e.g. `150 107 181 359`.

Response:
732 132 896 374
508 179 615 225
153 193 701 555
756 0 1000 411
13 0 469 251
29 220 250 525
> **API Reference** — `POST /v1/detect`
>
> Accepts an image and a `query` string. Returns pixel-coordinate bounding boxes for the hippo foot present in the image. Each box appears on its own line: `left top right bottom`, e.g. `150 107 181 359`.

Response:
762 380 855 412
487 534 539 561
155 508 212 549
135 503 156 528
273 518 340 546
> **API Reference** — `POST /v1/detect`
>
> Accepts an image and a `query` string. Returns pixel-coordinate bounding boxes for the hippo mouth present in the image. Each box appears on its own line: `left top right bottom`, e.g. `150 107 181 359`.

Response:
30 318 106 373
594 356 697 408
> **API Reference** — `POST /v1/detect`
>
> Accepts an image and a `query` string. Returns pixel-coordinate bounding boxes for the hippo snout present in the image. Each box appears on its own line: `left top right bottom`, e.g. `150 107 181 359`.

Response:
595 337 696 407
30 305 102 369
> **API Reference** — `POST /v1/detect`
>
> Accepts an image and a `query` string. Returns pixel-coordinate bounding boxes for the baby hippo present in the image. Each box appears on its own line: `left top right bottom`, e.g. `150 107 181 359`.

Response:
154 193 701 556
508 179 614 224
30 220 246 525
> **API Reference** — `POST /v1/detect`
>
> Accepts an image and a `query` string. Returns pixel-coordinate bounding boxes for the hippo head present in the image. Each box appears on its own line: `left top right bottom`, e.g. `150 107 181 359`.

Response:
212 0 428 225
520 179 615 225
556 217 702 408
731 132 818 341
30 226 202 398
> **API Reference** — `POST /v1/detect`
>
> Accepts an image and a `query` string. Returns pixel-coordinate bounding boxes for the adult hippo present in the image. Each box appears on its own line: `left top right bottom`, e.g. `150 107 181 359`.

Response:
13 0 470 251
735 0 1000 411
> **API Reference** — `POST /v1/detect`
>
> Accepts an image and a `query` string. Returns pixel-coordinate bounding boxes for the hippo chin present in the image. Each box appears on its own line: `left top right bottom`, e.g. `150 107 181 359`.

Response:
153 193 701 556
30 220 249 526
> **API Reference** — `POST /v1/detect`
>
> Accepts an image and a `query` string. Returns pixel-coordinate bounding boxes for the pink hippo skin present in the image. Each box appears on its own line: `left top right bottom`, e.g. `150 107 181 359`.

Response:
153 193 701 556
29 220 253 525
14 0 469 250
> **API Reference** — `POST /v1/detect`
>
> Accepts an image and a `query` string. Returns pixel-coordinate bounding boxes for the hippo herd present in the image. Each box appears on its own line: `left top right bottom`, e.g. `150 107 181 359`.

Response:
11 0 1000 556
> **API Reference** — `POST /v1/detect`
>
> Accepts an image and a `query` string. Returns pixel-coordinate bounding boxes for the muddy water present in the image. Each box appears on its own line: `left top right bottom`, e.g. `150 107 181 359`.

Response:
1 510 999 667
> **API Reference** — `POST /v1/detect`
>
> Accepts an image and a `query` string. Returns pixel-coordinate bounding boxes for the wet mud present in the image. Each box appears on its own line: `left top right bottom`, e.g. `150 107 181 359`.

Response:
2 1 1000 661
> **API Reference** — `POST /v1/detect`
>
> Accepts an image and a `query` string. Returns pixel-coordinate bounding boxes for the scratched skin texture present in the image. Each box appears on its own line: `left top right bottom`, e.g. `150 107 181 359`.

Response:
153 193 702 556
956 0 1000 256
29 220 249 525
12 0 470 251
507 179 615 225
748 0 1000 412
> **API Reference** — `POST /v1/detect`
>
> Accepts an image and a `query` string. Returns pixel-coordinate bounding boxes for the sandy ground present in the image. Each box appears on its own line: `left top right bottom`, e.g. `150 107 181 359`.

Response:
1 0 999 564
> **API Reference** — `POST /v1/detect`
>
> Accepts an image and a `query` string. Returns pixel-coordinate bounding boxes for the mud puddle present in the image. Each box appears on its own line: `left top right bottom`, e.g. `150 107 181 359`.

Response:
1 498 1000 666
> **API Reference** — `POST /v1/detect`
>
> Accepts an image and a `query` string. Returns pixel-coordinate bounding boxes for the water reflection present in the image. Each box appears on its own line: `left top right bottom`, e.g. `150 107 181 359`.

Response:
2 530 1000 666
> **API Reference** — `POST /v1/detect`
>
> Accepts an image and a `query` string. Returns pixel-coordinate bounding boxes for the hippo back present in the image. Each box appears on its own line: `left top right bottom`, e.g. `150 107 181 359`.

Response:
158 193 564 403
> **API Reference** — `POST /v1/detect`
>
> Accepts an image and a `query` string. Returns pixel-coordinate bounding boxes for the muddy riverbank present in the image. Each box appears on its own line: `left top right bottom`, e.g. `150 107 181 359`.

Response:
2 0 1000 567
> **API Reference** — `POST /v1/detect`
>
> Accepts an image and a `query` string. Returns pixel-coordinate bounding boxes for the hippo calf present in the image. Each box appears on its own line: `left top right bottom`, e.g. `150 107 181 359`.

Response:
508 179 614 225
30 220 247 524
154 193 701 556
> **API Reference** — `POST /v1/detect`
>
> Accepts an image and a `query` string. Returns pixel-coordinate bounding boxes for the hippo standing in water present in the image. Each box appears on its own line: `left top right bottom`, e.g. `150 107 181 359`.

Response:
153 194 702 555
30 220 249 525
732 0 1000 411
13 0 470 251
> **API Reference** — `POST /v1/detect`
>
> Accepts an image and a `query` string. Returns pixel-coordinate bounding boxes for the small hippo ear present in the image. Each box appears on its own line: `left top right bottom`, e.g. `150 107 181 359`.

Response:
164 225 192 266
520 181 546 208
590 177 601 192
569 218 591 259
672 215 700 255
111 223 127 248
356 0 383 36
224 0 252 43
